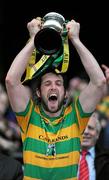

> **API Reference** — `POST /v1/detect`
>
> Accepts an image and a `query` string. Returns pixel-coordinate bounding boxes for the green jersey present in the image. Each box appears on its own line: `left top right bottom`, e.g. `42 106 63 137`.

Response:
15 97 92 180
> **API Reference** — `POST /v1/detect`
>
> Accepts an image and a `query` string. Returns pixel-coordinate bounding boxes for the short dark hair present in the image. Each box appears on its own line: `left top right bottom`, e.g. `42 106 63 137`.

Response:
36 69 68 90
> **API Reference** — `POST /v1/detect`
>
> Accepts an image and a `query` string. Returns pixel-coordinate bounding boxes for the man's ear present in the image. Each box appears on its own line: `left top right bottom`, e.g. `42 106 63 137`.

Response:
36 88 41 98
65 90 68 99
65 91 67 98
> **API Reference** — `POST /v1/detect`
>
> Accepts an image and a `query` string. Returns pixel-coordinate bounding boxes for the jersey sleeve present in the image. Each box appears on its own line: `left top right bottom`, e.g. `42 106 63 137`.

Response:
15 99 34 135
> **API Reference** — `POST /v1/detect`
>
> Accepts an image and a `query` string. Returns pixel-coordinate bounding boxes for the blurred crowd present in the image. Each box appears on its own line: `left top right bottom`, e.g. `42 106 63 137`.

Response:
66 75 109 151
0 83 23 163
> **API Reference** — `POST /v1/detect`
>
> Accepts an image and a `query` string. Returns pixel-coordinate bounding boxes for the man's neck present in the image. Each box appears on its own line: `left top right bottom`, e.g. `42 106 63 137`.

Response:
42 107 64 118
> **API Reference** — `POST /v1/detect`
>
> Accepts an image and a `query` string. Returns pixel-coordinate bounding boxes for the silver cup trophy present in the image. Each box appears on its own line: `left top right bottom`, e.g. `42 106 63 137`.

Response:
34 12 65 55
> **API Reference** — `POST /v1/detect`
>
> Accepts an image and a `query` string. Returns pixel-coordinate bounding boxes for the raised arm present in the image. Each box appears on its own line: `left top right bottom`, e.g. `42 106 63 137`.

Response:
5 18 42 112
66 20 106 113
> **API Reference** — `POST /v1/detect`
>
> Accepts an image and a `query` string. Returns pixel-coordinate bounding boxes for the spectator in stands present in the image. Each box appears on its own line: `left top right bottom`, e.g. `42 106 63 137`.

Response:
78 111 109 180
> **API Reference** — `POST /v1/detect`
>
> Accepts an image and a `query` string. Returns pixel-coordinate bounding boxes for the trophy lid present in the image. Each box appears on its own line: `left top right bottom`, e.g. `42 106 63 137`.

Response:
43 12 65 28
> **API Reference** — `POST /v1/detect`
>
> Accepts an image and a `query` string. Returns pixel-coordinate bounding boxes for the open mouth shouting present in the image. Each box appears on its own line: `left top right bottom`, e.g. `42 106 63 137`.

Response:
48 93 58 107
48 94 58 102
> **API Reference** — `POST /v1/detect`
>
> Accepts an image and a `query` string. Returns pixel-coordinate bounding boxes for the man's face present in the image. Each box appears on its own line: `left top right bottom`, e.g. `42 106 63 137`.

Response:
37 72 65 113
81 113 100 149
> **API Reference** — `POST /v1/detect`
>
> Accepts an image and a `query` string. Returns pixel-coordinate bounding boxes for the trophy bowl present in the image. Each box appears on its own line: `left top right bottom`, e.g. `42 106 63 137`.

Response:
34 12 65 55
